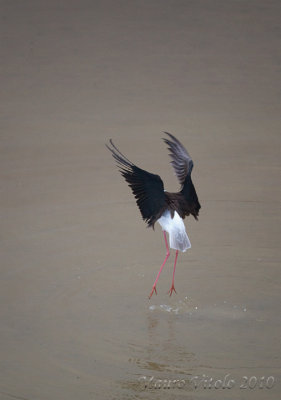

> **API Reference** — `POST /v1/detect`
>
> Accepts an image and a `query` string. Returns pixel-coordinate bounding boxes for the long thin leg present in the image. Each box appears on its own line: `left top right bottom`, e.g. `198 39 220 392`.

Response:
168 250 178 296
149 231 170 299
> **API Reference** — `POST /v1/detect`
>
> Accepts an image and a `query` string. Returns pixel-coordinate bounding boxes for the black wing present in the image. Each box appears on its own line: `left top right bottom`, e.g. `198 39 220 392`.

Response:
163 132 193 185
163 132 201 219
106 139 166 227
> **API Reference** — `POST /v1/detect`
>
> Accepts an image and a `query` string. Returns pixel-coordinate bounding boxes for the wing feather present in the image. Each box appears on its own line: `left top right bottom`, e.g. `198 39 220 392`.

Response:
163 132 194 185
106 139 166 227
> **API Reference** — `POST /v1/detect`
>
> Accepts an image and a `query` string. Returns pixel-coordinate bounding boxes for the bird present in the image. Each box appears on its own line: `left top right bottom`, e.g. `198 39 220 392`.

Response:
106 132 201 298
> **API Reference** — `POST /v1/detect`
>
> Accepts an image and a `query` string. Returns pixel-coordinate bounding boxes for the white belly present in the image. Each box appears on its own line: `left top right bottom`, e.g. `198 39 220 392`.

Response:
157 210 191 252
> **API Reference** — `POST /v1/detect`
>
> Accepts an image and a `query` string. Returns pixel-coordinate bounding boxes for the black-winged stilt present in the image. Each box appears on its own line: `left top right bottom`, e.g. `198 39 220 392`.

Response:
106 132 201 298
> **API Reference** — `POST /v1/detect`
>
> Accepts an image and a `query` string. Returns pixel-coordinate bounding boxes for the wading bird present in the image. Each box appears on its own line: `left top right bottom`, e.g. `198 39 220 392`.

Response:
106 133 201 298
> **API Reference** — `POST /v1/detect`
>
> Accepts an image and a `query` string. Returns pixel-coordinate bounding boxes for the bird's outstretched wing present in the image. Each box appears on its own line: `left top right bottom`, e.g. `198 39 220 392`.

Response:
106 139 166 227
163 132 201 219
163 132 194 185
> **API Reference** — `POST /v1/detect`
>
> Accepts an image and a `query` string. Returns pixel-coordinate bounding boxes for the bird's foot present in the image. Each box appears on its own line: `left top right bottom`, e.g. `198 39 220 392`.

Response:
167 284 177 297
149 285 157 299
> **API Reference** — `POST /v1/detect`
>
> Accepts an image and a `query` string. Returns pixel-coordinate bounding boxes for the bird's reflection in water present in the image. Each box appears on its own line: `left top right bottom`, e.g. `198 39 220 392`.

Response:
128 311 196 379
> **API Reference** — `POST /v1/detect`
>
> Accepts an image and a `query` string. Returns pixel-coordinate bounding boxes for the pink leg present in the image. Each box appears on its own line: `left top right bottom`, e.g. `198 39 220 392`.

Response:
149 231 170 299
168 250 178 296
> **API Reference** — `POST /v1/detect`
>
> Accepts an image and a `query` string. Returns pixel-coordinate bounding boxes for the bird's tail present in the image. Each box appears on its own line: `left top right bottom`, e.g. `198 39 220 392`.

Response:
169 227 191 252
158 210 191 252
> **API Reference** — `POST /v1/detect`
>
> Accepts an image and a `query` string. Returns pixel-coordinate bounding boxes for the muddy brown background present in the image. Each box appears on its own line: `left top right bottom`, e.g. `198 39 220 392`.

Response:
1 1 280 399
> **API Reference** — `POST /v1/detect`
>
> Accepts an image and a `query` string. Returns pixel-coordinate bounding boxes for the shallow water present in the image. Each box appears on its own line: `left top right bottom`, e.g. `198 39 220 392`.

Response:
1 1 280 399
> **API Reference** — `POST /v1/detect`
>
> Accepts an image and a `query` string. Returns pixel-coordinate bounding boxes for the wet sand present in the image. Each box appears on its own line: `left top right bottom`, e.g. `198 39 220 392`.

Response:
1 1 280 399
